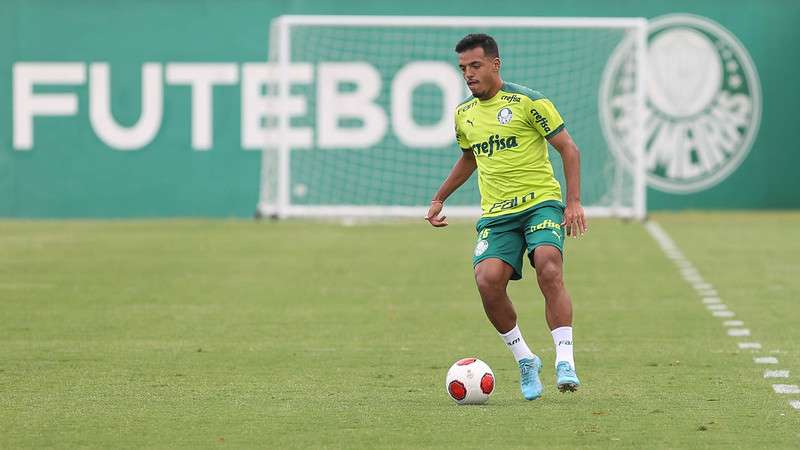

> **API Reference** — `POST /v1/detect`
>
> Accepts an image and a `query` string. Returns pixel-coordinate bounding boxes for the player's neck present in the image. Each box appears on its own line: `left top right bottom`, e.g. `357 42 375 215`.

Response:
477 79 504 101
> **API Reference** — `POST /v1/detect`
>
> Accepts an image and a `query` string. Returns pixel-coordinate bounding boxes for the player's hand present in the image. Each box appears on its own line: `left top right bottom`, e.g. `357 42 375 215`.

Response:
562 200 587 238
425 201 448 227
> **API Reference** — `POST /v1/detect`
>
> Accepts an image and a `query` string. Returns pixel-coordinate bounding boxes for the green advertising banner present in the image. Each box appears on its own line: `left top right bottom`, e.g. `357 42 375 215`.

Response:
1 0 798 217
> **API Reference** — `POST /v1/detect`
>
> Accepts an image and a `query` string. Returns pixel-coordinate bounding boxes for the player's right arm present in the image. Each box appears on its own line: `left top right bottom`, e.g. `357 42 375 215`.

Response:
425 150 476 227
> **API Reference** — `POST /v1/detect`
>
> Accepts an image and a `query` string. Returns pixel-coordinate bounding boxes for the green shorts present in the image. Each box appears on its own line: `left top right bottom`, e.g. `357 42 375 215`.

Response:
472 200 565 280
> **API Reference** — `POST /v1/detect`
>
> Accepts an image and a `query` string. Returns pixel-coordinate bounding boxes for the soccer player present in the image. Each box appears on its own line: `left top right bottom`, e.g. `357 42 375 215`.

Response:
426 33 587 400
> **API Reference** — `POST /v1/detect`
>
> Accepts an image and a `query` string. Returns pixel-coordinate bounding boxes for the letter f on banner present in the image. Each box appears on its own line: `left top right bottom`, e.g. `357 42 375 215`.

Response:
317 62 387 148
13 63 86 150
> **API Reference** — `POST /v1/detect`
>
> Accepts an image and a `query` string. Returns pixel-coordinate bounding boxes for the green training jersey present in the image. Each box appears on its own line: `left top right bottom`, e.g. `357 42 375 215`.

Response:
454 82 565 217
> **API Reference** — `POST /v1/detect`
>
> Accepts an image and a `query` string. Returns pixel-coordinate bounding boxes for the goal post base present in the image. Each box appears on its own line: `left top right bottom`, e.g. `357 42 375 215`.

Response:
256 203 644 221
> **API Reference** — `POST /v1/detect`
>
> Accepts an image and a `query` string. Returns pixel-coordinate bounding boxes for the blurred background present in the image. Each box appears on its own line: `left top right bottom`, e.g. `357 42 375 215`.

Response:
1 0 798 218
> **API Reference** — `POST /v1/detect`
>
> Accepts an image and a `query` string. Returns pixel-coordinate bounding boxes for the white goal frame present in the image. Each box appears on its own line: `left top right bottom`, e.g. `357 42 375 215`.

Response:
259 15 648 220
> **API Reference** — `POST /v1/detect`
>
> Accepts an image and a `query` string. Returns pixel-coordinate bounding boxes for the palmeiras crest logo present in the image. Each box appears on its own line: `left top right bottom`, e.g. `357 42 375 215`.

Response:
475 239 489 256
600 14 762 193
497 107 513 125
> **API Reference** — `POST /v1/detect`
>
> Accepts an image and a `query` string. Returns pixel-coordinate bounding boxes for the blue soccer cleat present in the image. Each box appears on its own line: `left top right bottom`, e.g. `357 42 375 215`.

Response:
518 356 543 400
556 361 580 392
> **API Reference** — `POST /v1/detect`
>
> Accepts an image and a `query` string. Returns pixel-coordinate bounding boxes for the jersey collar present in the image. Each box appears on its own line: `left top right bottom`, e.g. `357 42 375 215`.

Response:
477 82 507 105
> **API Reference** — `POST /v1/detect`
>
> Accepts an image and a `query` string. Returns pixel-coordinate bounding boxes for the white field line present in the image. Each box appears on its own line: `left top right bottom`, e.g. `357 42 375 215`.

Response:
772 384 800 394
645 221 796 413
727 328 751 337
764 370 790 378
755 357 779 364
739 342 762 349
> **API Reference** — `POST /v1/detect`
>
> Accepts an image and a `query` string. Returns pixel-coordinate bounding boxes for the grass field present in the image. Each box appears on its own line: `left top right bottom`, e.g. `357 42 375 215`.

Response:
1 212 799 449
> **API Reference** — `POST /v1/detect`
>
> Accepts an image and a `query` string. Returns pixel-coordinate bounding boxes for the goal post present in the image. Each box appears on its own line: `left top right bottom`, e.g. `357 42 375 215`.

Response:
259 15 647 219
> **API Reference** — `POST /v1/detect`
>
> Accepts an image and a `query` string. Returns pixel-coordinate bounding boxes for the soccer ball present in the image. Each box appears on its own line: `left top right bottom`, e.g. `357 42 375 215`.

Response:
445 358 494 404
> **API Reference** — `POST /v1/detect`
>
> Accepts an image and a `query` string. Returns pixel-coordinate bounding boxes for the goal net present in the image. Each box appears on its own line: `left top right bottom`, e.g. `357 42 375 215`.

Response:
259 16 647 219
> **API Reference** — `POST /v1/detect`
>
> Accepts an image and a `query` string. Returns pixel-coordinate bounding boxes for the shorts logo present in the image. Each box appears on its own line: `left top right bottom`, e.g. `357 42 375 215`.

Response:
497 107 513 125
600 14 762 193
529 219 561 233
474 239 489 256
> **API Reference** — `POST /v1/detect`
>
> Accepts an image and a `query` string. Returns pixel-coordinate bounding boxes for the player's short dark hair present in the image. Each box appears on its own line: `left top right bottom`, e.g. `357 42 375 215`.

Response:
454 33 499 58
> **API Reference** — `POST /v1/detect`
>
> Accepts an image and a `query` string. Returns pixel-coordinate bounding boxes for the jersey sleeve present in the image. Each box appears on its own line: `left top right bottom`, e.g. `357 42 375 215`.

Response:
454 110 470 150
526 98 565 139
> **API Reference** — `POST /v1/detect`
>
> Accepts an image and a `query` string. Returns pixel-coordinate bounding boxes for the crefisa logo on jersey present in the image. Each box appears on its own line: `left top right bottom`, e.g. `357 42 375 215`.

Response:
497 107 513 125
600 14 762 193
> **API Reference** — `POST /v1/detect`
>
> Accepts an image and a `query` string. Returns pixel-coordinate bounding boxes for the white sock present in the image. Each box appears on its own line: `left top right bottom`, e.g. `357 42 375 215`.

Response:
499 325 535 362
551 326 575 368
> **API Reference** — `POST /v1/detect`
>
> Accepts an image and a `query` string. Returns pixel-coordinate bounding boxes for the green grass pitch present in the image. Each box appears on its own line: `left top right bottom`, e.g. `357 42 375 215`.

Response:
1 213 799 448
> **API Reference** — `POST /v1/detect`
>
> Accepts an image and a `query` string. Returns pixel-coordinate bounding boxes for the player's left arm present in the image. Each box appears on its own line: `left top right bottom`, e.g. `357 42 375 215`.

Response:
548 129 587 237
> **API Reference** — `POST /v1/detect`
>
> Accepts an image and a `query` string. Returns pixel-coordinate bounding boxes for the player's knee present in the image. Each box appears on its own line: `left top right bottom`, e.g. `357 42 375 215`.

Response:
474 267 505 293
535 259 562 287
